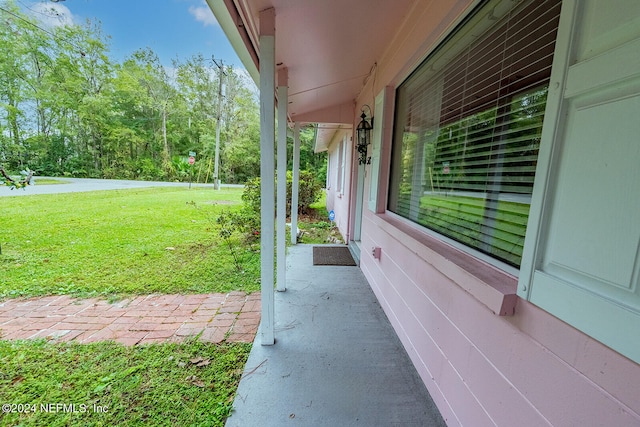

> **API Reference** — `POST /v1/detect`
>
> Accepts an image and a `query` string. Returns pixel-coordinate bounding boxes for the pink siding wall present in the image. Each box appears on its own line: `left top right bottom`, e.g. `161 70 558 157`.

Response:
358 210 640 426
349 0 640 425
324 136 352 242
325 147 337 214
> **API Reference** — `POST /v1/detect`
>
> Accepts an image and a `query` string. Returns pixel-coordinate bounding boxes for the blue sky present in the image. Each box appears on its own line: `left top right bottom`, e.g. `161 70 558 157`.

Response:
20 0 244 69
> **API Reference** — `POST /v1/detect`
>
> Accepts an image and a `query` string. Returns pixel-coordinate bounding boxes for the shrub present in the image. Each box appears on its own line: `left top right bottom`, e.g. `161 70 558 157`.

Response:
211 170 323 268
215 207 259 272
288 170 322 215
242 170 322 217
242 177 261 214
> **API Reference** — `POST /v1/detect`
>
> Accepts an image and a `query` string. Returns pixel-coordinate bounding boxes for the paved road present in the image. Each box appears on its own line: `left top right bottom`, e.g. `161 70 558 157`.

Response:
0 177 242 197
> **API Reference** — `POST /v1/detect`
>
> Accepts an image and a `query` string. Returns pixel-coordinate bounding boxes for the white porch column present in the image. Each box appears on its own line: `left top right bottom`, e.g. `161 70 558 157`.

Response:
276 67 288 292
291 122 301 245
259 7 276 346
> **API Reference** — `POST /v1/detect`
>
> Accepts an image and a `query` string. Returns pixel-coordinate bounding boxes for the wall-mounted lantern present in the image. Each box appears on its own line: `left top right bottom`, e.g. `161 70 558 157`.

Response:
356 105 373 165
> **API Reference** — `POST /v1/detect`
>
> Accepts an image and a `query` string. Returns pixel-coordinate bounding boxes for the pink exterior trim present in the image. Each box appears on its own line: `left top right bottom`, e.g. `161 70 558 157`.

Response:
259 7 275 36
370 86 395 214
292 103 354 125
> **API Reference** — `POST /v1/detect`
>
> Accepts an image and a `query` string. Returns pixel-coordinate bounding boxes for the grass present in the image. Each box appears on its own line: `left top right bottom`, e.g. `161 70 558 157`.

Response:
0 186 259 427
32 178 69 185
0 187 260 299
296 191 344 244
0 339 251 427
0 184 342 426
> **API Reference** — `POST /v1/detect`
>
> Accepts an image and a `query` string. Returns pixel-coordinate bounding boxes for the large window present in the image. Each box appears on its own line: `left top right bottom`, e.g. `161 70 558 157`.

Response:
388 0 561 267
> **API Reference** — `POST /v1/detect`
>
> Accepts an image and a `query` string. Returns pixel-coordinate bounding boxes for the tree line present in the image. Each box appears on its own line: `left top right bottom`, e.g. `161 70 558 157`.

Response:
0 0 326 184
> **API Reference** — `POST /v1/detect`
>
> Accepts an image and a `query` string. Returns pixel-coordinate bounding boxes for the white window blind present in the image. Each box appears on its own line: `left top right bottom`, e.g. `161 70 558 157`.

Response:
388 0 562 267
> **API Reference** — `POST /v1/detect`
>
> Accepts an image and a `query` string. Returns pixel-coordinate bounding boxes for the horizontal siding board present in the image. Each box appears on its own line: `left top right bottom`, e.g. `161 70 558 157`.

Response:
439 358 493 427
361 214 640 425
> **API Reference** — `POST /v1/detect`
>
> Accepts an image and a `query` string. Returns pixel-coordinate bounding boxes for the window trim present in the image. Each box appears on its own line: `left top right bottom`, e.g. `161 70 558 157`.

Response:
372 210 518 316
368 86 395 213
326 150 332 190
337 138 345 194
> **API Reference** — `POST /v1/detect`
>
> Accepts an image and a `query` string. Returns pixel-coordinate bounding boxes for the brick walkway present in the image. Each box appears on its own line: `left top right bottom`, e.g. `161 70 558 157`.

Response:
0 292 260 346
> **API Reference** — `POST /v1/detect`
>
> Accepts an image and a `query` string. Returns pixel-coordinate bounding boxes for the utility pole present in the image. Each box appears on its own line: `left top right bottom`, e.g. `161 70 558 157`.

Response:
212 57 226 190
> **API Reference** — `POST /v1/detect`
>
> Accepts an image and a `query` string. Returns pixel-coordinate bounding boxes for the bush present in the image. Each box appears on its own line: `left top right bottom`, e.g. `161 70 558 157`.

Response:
135 158 164 181
242 177 261 214
212 170 323 268
242 170 322 218
288 170 322 215
215 207 260 272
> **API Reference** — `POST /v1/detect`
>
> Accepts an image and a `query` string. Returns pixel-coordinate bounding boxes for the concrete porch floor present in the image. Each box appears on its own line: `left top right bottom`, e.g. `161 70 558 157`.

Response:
226 244 445 426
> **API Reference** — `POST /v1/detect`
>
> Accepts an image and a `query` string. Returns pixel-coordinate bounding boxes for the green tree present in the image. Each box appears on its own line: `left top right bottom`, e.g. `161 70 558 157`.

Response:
0 1 272 183
0 1 33 168
173 54 217 152
221 70 260 183
286 125 327 185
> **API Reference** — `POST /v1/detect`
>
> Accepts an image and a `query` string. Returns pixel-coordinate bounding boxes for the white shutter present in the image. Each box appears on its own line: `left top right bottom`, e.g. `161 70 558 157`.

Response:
368 88 390 212
520 0 640 363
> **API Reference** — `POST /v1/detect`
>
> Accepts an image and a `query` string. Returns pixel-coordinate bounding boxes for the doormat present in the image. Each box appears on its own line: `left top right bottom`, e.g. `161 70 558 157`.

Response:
313 246 356 266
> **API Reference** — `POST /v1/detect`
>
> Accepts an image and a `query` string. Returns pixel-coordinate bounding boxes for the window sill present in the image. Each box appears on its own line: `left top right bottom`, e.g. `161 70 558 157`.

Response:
373 213 518 316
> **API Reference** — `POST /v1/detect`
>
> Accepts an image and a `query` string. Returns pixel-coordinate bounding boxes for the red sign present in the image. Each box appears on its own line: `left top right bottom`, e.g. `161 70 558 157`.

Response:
188 156 195 165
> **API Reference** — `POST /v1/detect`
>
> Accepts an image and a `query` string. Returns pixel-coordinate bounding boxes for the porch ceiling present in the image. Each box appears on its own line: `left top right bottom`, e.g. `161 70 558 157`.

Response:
208 0 416 124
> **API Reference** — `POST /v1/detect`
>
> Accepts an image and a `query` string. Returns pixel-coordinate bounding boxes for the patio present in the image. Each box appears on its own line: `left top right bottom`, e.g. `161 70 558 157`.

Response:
226 244 445 426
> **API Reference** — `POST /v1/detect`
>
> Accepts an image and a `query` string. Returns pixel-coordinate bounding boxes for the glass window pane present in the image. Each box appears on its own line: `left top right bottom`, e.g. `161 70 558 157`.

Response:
388 0 561 267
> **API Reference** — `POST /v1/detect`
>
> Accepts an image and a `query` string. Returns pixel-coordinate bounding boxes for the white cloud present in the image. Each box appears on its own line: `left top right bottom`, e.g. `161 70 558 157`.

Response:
188 1 218 27
28 2 75 28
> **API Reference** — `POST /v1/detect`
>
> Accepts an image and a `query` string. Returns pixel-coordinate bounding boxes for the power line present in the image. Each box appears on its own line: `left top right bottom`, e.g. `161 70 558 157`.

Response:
17 0 64 20
0 4 86 55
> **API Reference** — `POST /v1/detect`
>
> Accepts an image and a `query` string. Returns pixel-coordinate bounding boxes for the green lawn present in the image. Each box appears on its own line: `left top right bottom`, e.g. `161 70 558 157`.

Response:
32 178 69 185
0 186 258 426
0 186 259 299
0 339 250 427
0 185 338 427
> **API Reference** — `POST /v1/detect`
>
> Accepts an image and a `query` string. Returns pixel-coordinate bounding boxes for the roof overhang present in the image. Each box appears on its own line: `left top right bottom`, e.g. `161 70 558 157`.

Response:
314 123 352 153
207 0 260 83
207 0 416 125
